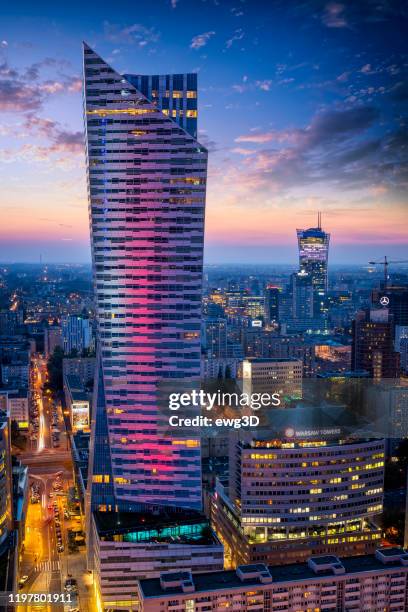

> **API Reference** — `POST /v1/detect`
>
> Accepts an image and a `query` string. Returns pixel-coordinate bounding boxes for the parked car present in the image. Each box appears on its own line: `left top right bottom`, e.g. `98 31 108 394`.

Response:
18 575 29 588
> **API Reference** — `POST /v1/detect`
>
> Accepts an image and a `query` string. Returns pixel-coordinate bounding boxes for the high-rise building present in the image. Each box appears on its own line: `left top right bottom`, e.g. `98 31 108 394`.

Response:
291 271 314 320
0 405 13 554
212 438 385 568
61 314 92 355
352 308 400 379
62 356 96 388
83 44 222 609
84 41 206 512
204 318 228 359
297 213 330 312
372 285 408 326
44 324 62 357
242 357 303 401
264 285 280 325
242 296 265 320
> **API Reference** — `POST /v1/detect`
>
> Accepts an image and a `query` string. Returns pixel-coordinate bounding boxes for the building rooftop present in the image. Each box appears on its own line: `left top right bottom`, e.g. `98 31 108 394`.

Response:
139 549 408 599
93 508 216 545
244 357 302 364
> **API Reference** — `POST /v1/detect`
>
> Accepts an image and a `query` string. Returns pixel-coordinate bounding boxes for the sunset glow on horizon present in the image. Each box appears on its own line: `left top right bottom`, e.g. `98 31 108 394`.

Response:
0 0 406 263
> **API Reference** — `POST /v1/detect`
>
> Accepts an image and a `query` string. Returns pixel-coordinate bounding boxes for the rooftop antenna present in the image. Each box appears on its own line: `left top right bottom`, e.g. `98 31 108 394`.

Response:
317 212 322 229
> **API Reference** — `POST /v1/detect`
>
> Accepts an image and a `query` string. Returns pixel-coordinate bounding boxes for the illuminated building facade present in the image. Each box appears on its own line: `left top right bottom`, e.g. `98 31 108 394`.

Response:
242 357 303 401
291 270 314 319
212 438 384 567
297 213 330 312
0 407 13 554
82 44 223 610
264 285 280 325
352 308 400 379
83 43 207 513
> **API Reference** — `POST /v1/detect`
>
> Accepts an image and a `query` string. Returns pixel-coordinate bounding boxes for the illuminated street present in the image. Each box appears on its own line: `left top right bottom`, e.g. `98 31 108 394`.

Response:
16 356 95 612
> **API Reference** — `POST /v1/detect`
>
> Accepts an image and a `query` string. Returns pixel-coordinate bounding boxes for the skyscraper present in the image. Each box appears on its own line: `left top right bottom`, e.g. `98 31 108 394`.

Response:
297 213 330 312
264 285 280 325
291 270 314 320
352 308 400 379
61 314 92 355
83 43 207 513
83 44 223 609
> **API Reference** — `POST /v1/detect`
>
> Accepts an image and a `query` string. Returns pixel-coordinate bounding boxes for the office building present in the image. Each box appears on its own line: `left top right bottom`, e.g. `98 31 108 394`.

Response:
61 314 92 355
297 214 330 313
212 438 384 567
7 390 29 430
44 324 62 357
0 408 13 554
63 374 90 432
242 296 265 320
352 308 400 379
83 44 221 609
367 384 408 439
242 357 303 401
264 285 280 325
90 510 223 610
84 40 206 511
372 285 408 326
401 337 408 373
291 270 314 320
204 318 228 359
62 356 96 388
137 548 408 611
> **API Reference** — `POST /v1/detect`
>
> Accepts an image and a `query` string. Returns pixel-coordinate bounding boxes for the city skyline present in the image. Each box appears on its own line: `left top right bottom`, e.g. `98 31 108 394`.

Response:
0 0 407 264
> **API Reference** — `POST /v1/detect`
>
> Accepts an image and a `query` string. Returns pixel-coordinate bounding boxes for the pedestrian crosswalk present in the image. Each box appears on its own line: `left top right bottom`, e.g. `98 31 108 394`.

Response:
34 559 60 572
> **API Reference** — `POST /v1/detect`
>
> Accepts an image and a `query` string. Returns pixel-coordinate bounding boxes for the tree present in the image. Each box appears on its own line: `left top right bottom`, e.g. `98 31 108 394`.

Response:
46 346 64 392
10 419 20 441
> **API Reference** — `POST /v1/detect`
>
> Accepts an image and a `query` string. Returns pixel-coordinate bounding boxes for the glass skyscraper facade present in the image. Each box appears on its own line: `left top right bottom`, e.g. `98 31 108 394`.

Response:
297 214 330 311
83 43 207 513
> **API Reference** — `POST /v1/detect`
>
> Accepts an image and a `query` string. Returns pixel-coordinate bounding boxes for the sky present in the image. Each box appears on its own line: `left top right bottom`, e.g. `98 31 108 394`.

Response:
0 0 407 264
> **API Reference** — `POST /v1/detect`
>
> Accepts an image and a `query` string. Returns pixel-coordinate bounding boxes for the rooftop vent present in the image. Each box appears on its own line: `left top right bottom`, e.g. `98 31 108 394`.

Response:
236 564 272 584
308 555 345 575
159 571 195 594
375 548 408 566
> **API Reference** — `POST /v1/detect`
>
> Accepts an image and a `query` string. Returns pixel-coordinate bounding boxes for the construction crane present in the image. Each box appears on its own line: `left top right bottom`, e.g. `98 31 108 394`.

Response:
368 256 408 289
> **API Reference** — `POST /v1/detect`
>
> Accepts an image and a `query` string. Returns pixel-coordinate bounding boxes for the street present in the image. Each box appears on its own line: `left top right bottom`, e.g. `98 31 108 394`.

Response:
15 357 94 612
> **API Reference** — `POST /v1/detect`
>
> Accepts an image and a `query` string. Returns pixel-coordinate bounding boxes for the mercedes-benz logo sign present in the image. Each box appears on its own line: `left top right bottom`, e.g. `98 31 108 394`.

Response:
380 296 390 306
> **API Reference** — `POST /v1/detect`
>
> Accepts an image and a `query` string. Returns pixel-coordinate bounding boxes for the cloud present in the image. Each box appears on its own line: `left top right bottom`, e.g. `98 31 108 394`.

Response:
230 147 256 156
0 77 43 111
190 31 215 50
390 80 408 102
104 21 160 46
0 59 81 113
230 105 407 200
321 3 348 28
23 114 83 154
236 129 299 144
225 28 244 49
255 79 273 91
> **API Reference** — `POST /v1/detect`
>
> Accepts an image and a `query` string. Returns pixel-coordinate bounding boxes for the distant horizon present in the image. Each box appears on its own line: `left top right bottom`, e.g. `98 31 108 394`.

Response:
1 259 407 269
